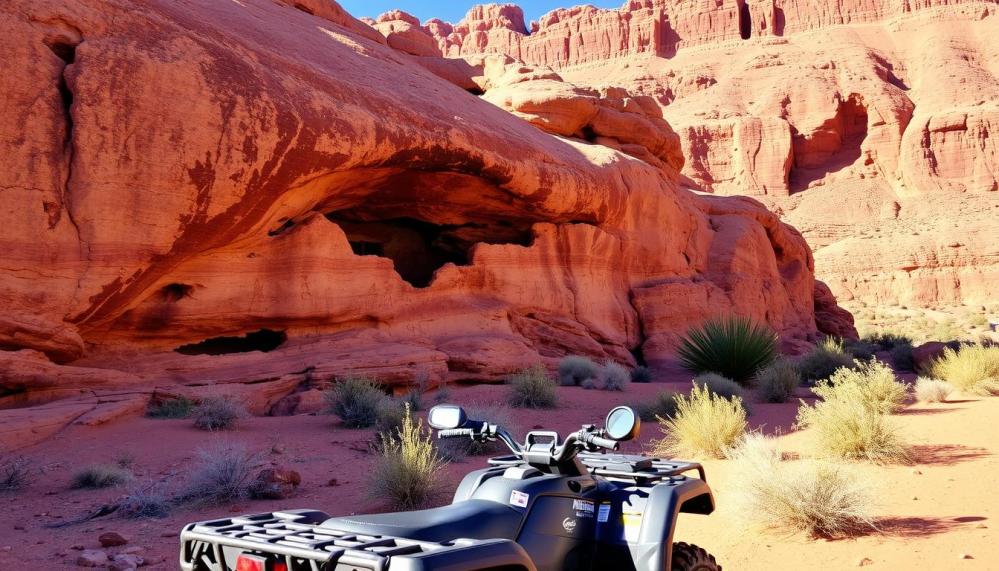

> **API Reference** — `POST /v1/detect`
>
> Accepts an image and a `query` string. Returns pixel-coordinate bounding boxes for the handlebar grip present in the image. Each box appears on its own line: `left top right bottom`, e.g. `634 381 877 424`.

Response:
438 428 474 439
588 435 619 450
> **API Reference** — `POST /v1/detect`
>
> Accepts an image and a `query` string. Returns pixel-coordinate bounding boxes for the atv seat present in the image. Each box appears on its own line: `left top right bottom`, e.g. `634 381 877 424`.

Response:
321 499 523 543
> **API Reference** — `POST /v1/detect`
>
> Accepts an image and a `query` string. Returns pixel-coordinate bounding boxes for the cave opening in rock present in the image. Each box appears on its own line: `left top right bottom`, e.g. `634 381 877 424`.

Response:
325 212 534 288
160 283 193 302
175 328 287 355
738 1 752 39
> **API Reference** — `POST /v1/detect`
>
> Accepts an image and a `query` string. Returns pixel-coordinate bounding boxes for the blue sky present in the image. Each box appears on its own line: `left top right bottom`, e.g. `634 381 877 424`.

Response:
339 1 623 26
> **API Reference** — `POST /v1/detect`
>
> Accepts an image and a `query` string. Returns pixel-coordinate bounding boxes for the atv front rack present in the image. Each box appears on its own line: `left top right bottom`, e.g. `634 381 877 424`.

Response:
180 510 519 571
577 453 707 484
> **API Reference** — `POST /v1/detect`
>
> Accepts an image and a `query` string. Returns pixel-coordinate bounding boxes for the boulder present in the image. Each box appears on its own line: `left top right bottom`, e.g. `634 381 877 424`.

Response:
249 467 302 499
98 532 129 548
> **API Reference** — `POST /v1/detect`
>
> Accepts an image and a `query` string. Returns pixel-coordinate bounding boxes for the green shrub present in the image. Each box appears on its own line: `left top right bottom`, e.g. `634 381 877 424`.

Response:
756 359 800 403
599 362 629 391
557 356 598 386
844 340 878 361
72 464 132 489
676 316 778 385
649 384 747 459
192 396 246 431
914 377 952 403
889 343 914 371
862 332 913 350
181 442 260 504
508 365 558 408
798 338 856 383
729 435 875 538
929 344 999 395
325 376 386 428
812 360 908 415
630 366 653 383
146 397 194 419
633 391 679 422
692 373 744 400
0 457 30 492
581 378 598 390
371 405 446 510
119 487 171 519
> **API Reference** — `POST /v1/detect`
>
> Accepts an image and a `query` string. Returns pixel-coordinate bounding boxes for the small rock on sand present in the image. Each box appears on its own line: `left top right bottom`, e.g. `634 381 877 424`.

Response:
857 557 874 566
98 532 129 547
75 549 109 567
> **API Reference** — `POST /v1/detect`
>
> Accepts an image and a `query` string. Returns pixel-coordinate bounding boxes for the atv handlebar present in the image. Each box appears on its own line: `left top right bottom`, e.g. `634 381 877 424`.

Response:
582 433 620 451
438 428 476 439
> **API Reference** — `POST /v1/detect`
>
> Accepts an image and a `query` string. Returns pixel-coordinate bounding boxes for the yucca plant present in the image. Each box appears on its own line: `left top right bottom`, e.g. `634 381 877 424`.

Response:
676 316 778 385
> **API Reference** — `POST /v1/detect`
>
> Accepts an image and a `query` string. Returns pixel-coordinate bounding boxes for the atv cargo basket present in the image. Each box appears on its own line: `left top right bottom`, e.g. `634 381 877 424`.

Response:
577 453 707 484
180 510 529 571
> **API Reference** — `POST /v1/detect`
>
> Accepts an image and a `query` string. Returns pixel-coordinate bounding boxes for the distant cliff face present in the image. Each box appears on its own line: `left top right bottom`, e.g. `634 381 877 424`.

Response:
394 0 999 313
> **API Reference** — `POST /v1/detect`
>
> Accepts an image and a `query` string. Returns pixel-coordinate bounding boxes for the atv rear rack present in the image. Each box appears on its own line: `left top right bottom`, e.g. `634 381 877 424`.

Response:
577 453 707 484
180 510 519 571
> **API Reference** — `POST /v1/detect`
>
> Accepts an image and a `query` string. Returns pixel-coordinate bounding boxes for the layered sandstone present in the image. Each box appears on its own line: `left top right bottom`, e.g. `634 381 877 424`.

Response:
0 0 829 444
431 0 999 311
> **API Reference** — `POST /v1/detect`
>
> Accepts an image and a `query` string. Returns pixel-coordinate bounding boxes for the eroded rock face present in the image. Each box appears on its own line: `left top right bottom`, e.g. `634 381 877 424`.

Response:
434 0 999 313
0 0 827 441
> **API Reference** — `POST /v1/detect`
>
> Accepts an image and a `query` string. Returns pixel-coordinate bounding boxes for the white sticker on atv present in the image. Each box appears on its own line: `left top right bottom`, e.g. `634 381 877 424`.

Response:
573 499 595 517
509 490 530 508
597 503 611 523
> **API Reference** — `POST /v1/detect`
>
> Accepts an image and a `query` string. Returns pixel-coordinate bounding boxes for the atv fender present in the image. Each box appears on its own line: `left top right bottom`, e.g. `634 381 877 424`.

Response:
633 478 715 571
388 538 537 571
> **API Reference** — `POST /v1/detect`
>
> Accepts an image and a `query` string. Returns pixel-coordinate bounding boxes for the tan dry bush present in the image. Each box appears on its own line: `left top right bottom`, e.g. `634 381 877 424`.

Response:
913 377 953 403
728 434 876 538
756 359 800 403
371 405 447 510
649 384 747 459
796 393 910 464
812 360 908 414
929 344 999 395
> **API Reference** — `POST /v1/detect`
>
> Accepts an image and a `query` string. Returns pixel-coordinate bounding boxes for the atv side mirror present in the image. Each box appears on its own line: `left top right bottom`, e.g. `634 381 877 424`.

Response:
428 405 467 430
605 406 640 441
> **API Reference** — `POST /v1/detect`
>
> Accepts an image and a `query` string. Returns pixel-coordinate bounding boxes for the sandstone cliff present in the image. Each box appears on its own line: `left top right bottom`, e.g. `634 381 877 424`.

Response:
0 0 830 445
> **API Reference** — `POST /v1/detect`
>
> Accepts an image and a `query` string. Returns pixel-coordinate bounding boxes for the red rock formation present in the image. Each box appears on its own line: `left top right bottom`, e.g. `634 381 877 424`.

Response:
0 0 834 446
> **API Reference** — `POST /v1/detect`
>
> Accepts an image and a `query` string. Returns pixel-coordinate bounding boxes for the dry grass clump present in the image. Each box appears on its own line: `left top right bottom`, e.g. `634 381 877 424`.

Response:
508 365 558 408
118 486 172 519
192 396 247 431
146 397 195 419
72 463 133 489
371 405 446 510
812 360 908 414
632 391 679 422
180 442 261 504
557 355 598 386
796 363 910 464
649 384 747 459
756 359 800 403
0 457 30 492
798 338 857 383
929 344 999 395
693 372 744 400
914 377 953 403
728 435 876 538
325 376 386 428
599 362 630 391
630 366 653 383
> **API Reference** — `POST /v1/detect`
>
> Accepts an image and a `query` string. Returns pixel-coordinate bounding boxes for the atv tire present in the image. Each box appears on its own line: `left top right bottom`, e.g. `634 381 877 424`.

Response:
671 542 721 571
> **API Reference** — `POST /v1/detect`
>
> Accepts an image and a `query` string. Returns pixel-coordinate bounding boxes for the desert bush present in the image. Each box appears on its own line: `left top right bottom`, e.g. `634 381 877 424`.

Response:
508 365 557 408
798 338 856 383
325 376 386 428
375 399 407 435
649 384 747 459
914 377 953 403
72 464 132 489
557 355 598 386
192 396 246 431
843 339 878 361
929 344 999 395
146 397 194 419
812 360 908 415
756 359 800 403
181 442 260 504
728 435 876 538
119 486 172 518
676 316 778 385
889 343 915 371
633 391 679 422
581 378 598 390
862 332 913 350
371 405 446 510
0 457 30 492
630 366 653 383
403 372 430 411
692 373 744 400
599 362 630 391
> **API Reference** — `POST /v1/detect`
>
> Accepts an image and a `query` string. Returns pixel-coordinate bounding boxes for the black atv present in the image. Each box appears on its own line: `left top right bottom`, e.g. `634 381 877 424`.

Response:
180 405 721 571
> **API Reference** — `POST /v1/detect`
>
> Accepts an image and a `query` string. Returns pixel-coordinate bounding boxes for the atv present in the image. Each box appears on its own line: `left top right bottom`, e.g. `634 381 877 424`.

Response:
180 404 721 571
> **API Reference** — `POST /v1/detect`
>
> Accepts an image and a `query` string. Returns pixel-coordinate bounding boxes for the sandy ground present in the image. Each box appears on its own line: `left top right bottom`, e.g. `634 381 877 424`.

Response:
0 377 996 570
